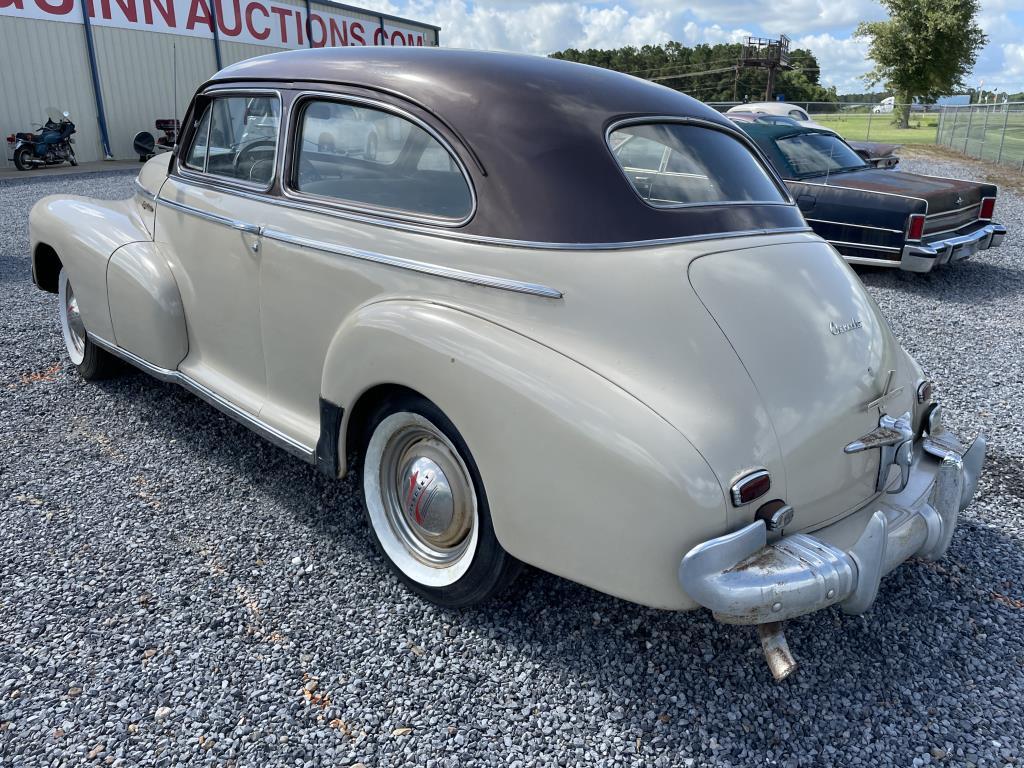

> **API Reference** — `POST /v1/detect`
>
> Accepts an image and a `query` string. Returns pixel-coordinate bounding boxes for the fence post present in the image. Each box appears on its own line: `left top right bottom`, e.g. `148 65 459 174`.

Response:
963 106 974 154
996 105 1010 164
979 105 991 160
866 109 872 141
949 107 958 147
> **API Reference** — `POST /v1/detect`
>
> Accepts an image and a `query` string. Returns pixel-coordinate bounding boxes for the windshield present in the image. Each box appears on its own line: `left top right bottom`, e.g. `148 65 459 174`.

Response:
609 123 785 207
775 132 866 178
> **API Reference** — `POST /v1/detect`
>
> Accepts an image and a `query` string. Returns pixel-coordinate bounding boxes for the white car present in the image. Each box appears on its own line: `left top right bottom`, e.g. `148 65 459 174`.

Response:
726 101 831 131
29 48 985 681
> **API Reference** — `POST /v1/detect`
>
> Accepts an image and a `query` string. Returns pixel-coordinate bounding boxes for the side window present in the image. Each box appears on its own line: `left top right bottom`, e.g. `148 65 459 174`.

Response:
788 109 809 121
613 135 666 171
182 95 280 186
292 100 473 221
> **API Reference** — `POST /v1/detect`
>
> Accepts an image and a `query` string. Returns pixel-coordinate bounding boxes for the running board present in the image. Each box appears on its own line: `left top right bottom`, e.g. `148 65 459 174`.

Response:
89 334 316 464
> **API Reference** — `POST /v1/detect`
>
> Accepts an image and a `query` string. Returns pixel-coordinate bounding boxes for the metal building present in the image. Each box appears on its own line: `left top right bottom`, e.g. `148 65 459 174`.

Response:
0 0 438 168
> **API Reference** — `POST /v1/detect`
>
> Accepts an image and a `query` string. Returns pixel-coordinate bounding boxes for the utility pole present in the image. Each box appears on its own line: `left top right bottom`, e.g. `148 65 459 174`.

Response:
732 65 739 102
739 35 792 101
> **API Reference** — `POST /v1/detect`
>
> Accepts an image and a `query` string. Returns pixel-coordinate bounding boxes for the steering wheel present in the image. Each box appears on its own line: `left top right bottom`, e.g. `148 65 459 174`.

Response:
233 140 275 177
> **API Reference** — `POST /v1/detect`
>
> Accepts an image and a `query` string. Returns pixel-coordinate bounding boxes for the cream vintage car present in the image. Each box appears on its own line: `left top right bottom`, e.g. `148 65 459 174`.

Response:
30 48 986 679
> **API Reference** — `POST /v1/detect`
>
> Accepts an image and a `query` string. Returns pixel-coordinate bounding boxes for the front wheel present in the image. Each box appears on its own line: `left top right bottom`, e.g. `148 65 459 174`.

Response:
58 270 120 380
13 146 33 171
360 395 521 607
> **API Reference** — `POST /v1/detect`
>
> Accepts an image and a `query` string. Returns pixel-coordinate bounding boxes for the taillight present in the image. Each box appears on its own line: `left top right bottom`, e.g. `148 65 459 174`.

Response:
980 196 996 220
906 213 925 241
916 380 933 404
731 469 771 507
5 134 14 143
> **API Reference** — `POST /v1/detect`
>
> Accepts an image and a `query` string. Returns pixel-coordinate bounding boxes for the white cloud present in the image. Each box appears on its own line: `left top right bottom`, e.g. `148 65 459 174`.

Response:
385 0 1024 94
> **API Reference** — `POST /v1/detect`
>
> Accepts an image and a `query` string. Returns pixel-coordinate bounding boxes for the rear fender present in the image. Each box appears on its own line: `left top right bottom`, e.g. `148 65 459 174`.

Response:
321 300 728 610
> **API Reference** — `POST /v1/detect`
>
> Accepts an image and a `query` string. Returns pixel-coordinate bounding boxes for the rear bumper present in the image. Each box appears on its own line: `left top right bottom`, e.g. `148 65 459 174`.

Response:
901 222 1006 272
679 429 986 625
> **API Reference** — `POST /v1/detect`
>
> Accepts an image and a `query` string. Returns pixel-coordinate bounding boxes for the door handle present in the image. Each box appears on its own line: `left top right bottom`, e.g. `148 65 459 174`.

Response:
229 221 261 236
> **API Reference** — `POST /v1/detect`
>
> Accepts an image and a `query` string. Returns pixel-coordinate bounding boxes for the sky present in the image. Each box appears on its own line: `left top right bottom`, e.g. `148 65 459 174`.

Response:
381 0 1024 95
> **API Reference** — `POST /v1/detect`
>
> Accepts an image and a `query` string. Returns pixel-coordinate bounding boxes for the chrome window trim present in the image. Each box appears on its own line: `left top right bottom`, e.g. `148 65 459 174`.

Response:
175 88 284 195
789 180 929 214
281 91 477 228
88 333 315 463
606 116 795 209
826 239 901 253
260 227 563 298
804 218 904 234
159 173 813 250
157 195 261 236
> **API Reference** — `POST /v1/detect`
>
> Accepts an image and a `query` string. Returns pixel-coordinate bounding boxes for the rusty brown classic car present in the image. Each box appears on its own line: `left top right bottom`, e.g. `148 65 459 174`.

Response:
740 123 1006 272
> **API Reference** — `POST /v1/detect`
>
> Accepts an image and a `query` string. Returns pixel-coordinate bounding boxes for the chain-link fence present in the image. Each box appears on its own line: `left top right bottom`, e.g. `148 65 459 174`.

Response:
936 103 1024 171
705 102 941 144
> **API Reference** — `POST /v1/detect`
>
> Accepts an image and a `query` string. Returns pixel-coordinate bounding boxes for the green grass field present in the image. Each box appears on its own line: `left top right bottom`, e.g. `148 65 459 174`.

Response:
809 112 940 144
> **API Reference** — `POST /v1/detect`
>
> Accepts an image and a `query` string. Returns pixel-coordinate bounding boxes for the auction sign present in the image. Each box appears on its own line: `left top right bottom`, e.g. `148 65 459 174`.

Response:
0 0 435 48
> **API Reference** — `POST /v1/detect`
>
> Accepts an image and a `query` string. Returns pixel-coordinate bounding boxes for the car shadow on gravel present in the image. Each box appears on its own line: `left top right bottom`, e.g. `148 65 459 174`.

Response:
104 368 1024 671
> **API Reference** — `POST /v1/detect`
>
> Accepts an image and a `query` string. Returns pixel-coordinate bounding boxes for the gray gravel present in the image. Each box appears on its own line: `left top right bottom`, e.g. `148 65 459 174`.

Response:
1 157 1023 768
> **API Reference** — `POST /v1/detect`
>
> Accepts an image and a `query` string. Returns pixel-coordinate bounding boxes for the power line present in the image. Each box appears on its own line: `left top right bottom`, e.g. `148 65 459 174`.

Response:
648 66 738 83
623 58 738 77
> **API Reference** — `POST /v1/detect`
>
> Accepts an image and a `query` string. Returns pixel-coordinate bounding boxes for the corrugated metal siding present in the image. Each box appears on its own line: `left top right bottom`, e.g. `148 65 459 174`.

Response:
0 2 437 167
92 27 216 160
0 17 99 167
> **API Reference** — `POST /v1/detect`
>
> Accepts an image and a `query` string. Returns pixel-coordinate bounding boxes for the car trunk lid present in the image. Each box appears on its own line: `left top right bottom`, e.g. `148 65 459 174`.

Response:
688 239 916 531
813 169 995 236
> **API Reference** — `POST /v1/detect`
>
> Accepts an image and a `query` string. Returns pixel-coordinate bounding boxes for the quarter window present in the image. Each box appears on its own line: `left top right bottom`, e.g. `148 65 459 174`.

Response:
609 123 785 207
182 95 280 186
292 100 473 221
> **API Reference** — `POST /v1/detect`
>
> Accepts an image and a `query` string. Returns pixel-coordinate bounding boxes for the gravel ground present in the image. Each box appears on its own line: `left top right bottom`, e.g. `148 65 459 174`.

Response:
1 157 1023 768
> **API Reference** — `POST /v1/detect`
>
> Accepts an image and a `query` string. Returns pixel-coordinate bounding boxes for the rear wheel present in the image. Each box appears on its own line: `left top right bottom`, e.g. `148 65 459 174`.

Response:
58 270 120 380
13 146 33 171
359 394 520 607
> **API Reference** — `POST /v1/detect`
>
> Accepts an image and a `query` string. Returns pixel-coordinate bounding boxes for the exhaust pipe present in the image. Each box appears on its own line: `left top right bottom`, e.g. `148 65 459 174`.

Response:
757 622 797 681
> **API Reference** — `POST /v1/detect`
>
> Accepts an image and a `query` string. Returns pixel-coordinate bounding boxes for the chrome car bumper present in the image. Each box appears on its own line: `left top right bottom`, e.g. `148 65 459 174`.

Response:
679 421 986 679
901 222 1006 272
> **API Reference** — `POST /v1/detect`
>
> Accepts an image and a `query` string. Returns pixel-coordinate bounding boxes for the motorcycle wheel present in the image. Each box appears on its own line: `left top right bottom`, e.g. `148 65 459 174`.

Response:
68 149 77 167
13 146 33 171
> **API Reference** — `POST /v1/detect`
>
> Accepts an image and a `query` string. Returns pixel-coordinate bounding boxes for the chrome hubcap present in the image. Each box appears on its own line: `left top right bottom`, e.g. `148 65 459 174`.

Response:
59 271 86 365
365 413 478 586
65 286 86 357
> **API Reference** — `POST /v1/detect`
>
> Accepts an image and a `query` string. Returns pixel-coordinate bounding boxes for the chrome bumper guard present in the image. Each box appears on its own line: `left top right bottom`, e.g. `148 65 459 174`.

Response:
679 424 986 680
901 223 1006 272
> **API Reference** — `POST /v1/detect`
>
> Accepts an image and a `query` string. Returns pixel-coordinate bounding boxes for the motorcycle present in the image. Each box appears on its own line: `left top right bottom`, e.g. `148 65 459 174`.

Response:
6 109 77 171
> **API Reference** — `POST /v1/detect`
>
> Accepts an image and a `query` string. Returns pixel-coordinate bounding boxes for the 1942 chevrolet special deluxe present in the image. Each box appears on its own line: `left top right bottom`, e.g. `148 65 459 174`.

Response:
30 48 986 679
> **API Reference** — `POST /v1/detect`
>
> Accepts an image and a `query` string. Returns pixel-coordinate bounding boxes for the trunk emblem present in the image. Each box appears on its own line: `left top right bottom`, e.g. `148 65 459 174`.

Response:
864 369 904 413
955 194 964 207
829 318 863 335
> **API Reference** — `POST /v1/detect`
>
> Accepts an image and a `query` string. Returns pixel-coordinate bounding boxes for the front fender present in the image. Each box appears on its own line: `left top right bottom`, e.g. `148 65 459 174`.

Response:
322 300 728 610
30 193 153 342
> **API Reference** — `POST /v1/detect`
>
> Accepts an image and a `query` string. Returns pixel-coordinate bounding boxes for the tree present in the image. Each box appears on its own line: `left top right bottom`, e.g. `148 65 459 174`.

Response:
857 0 986 128
550 43 836 105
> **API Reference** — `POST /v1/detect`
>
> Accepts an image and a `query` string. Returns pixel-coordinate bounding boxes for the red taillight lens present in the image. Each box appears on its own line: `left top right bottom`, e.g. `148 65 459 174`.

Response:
980 196 996 220
5 134 14 143
731 470 771 506
906 213 926 241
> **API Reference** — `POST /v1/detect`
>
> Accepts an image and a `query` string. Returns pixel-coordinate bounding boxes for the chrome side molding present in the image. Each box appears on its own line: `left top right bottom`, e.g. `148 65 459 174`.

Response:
156 195 262 236
89 334 315 463
260 227 565 299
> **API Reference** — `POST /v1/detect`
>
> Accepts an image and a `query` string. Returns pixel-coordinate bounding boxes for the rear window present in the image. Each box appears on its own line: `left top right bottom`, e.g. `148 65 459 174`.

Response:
609 123 785 207
775 133 866 178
